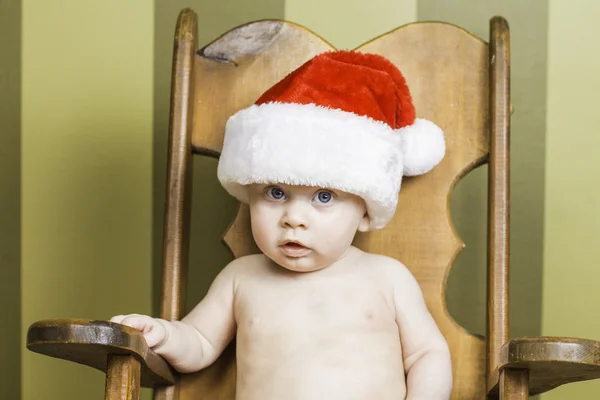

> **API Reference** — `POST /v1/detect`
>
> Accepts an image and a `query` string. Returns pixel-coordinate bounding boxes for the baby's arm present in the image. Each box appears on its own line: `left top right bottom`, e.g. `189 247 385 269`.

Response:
391 262 452 400
111 259 238 373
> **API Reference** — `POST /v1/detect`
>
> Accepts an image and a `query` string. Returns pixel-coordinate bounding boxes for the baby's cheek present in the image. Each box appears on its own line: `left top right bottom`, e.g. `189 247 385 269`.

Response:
250 213 271 242
321 231 353 259
329 221 358 245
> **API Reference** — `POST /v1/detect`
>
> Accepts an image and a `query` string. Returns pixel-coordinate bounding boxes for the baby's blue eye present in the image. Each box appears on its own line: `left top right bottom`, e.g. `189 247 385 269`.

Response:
315 190 333 204
266 186 285 200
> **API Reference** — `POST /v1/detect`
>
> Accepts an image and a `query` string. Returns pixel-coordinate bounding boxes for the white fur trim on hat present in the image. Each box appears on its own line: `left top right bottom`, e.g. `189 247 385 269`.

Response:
397 118 446 176
217 102 444 230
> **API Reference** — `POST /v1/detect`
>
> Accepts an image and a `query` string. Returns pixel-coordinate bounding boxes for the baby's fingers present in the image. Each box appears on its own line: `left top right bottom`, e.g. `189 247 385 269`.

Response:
111 314 151 331
142 320 168 348
110 315 127 324
109 314 167 348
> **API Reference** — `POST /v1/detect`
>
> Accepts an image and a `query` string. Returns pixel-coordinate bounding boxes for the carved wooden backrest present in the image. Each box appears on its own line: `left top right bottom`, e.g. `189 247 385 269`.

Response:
160 10 506 400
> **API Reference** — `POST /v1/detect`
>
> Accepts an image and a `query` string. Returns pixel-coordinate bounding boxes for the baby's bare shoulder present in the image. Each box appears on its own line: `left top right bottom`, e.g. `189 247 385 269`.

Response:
226 253 267 268
359 252 418 288
213 254 273 294
361 251 409 274
221 253 274 277
223 253 264 269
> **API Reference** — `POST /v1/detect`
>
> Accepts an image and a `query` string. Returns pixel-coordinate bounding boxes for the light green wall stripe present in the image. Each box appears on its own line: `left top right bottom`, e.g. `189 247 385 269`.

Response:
21 1 154 399
542 0 600 398
0 0 21 399
417 1 548 340
285 0 416 49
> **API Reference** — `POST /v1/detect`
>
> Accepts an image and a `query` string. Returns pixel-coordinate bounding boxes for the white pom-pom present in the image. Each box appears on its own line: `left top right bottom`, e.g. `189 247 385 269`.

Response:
397 118 446 176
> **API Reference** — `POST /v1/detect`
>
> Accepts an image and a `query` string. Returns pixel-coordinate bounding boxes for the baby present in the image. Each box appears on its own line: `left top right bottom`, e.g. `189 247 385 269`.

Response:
112 50 452 399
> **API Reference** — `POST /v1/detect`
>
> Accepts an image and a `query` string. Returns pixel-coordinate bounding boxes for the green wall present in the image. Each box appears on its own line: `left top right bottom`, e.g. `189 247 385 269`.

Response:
21 1 154 399
285 0 415 48
542 0 600 397
0 0 21 399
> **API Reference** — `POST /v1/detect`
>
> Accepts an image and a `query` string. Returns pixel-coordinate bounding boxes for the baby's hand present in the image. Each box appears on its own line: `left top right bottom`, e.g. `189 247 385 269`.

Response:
110 314 168 349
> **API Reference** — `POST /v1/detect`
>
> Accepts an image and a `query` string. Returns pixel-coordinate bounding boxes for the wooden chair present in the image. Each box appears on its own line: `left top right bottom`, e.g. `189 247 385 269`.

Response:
26 8 600 400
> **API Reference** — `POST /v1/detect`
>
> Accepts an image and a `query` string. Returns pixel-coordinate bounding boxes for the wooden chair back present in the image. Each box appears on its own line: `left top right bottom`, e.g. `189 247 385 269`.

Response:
155 9 509 400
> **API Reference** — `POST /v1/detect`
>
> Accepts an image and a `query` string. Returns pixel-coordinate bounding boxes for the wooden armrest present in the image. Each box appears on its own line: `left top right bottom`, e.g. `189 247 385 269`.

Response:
26 319 176 387
487 336 600 396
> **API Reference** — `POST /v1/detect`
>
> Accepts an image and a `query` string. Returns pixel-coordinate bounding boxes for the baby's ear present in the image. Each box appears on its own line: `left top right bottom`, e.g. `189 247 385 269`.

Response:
357 212 371 232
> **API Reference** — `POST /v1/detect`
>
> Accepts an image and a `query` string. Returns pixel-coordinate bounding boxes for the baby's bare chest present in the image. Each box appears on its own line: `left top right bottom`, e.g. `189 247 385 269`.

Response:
232 272 407 399
234 276 397 333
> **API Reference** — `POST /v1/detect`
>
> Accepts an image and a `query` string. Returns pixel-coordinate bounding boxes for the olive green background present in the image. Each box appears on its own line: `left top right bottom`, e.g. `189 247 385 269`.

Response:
20 1 154 399
541 1 600 397
1 0 21 399
8 0 599 398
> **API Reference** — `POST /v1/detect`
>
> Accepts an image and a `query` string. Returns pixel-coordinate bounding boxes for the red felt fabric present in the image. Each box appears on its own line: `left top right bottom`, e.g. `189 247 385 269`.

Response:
256 50 416 129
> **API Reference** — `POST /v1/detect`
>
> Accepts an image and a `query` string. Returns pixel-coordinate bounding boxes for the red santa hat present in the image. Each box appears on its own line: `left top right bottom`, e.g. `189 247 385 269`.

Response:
217 50 445 230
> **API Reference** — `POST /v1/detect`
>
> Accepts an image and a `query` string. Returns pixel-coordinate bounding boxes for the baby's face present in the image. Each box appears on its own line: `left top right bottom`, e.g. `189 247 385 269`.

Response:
247 183 369 272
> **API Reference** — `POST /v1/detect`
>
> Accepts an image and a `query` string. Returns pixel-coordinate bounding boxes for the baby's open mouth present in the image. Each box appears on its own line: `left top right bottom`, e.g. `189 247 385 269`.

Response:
280 241 311 257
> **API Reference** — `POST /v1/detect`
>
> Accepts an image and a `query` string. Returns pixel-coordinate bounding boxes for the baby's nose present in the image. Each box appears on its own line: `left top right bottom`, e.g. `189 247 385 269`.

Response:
281 200 309 228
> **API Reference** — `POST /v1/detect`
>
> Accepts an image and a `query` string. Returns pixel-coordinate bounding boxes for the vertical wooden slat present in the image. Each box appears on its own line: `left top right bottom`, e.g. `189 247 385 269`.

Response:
154 385 179 400
154 8 198 400
159 7 197 327
500 369 529 400
487 16 511 377
105 355 141 400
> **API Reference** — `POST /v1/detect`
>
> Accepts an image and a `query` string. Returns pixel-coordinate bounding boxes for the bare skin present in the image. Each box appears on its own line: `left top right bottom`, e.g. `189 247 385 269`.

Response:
112 184 452 399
